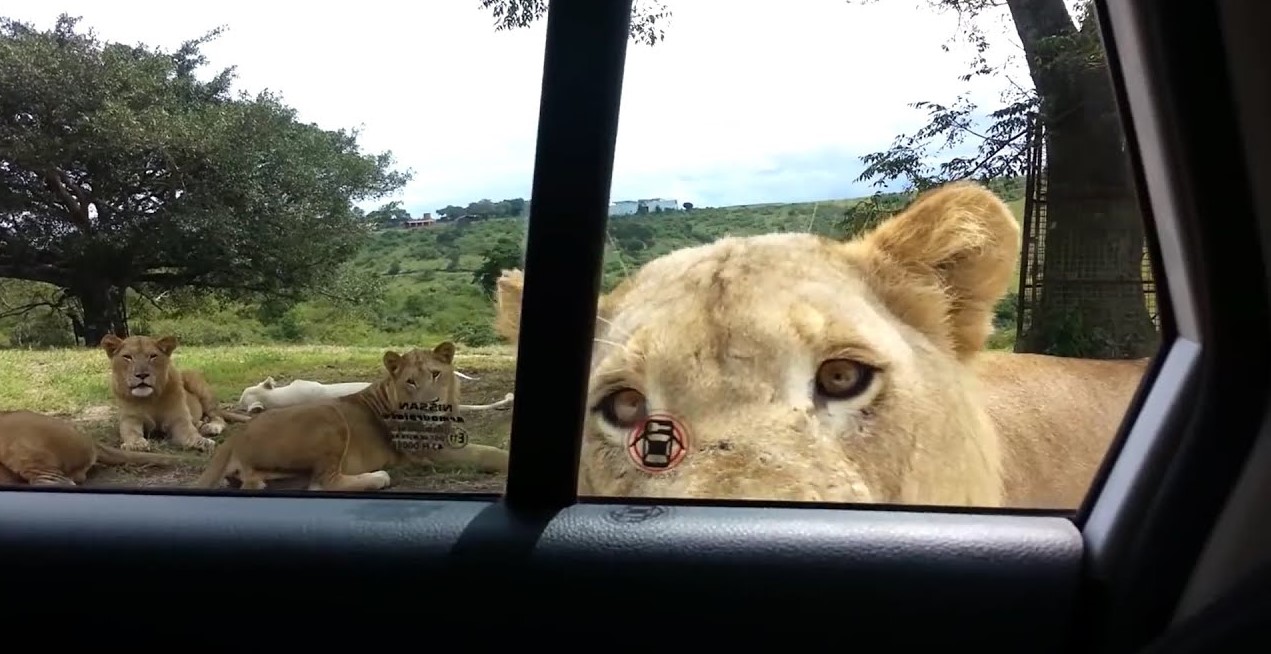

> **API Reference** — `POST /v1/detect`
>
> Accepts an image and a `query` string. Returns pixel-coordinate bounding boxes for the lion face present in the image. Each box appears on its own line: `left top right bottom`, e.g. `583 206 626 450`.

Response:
495 182 1020 506
101 334 179 399
382 342 458 408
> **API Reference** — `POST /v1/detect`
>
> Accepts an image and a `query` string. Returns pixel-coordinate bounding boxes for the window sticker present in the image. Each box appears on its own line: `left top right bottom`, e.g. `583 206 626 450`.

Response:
383 400 469 453
626 413 689 473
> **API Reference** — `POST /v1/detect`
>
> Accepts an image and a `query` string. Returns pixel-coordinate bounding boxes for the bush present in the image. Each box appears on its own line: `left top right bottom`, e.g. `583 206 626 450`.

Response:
145 316 266 346
8 309 77 348
453 320 500 347
993 291 1019 330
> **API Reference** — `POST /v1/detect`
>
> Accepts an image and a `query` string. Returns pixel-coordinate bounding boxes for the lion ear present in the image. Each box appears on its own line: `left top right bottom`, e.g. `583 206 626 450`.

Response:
101 334 124 358
496 267 628 344
855 182 1020 359
382 351 403 376
156 336 179 356
262 377 276 390
432 341 456 365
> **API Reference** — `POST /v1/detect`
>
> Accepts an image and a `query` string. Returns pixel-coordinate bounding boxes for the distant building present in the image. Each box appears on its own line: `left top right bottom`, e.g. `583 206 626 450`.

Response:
401 212 436 229
608 198 681 217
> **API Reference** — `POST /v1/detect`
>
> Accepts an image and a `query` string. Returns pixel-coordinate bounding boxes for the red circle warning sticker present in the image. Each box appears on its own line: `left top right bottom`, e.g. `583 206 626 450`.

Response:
626 413 690 474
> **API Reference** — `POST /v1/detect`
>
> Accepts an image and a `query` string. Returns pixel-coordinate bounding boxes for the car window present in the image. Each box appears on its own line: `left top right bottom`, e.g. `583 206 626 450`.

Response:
0 3 538 495
0 0 1161 513
490 0 1161 510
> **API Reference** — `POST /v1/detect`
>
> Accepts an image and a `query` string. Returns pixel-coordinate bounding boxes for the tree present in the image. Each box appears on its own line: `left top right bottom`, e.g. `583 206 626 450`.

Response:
436 205 467 220
478 0 1158 358
0 15 411 345
683 202 694 211
478 0 672 46
848 0 1155 358
473 239 523 297
365 201 413 228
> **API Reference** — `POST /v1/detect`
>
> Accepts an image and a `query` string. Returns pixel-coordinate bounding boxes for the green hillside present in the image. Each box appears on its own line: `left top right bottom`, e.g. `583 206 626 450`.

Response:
0 180 1028 350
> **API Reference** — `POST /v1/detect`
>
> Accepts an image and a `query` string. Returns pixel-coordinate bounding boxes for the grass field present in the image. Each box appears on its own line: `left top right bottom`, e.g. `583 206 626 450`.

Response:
0 343 519 493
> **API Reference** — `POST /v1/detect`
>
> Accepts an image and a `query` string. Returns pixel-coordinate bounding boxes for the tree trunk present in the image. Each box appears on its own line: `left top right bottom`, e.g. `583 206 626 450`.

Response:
1008 0 1160 358
72 284 129 347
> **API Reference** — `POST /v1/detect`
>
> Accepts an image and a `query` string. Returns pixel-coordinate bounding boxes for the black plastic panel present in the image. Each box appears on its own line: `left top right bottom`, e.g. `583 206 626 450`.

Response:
0 491 1082 647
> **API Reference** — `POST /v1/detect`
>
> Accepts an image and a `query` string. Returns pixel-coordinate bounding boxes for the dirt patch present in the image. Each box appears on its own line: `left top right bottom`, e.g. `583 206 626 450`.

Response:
75 405 114 422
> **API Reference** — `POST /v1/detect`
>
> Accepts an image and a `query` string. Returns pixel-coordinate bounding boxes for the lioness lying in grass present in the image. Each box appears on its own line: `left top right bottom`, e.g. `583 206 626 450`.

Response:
193 342 510 492
0 410 185 486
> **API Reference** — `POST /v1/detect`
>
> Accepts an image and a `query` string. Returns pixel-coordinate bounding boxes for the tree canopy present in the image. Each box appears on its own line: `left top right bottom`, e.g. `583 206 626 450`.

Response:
0 14 410 344
478 0 672 46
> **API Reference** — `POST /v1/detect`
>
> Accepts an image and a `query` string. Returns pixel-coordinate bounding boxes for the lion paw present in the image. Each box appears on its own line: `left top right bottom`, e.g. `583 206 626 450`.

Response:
119 439 151 452
199 421 225 437
187 436 217 452
369 470 392 490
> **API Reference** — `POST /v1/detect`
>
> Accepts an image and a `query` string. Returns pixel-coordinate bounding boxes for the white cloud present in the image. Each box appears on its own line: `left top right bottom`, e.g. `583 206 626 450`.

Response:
1 0 1028 212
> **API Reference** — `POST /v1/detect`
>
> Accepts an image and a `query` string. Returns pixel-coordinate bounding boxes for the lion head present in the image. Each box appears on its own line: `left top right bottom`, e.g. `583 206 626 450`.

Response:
101 334 180 400
494 182 1020 507
237 377 278 414
379 342 458 408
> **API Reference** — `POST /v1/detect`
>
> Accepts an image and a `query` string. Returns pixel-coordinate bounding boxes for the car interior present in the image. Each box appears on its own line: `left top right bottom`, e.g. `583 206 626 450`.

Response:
3 1 1271 650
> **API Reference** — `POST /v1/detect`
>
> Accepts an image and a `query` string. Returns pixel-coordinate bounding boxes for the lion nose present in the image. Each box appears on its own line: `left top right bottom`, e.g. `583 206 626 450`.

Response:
135 372 150 380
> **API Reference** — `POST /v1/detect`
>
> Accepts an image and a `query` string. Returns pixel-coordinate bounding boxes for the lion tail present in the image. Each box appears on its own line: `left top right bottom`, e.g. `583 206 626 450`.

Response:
93 443 186 467
217 409 254 424
192 435 237 488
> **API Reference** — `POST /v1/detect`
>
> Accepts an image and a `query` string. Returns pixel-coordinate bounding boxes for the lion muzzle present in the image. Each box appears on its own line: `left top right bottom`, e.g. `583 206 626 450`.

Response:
128 373 155 397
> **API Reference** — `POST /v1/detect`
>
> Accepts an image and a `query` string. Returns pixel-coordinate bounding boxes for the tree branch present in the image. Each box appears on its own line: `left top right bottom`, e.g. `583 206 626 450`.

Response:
956 125 1031 179
40 169 92 231
0 263 72 286
0 285 71 320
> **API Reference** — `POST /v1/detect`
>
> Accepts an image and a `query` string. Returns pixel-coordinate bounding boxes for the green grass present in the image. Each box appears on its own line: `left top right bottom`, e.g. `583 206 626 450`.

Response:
0 343 515 415
0 344 518 493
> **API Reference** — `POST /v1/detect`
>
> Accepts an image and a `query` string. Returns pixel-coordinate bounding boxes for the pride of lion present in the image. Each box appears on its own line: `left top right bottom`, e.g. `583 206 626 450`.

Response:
0 333 513 491
0 182 1148 507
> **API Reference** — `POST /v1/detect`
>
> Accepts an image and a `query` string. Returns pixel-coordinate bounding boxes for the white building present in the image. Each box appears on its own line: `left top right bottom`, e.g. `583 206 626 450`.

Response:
609 198 680 217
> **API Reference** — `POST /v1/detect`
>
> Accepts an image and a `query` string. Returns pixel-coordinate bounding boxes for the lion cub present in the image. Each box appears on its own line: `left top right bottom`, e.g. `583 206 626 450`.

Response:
102 334 248 453
193 342 510 492
0 410 185 486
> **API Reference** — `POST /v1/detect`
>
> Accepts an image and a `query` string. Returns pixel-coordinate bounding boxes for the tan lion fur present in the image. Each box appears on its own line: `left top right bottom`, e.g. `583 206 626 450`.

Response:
192 342 510 492
0 410 185 486
493 181 1148 509
102 334 251 453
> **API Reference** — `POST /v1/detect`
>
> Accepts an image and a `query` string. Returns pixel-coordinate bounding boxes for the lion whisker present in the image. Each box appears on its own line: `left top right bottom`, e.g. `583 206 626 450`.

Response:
594 315 632 341
592 338 629 354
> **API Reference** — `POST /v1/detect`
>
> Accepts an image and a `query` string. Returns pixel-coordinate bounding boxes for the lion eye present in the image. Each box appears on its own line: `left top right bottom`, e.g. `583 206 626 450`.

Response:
148 354 157 360
431 370 441 381
815 359 875 400
122 355 133 361
594 388 648 430
406 378 416 386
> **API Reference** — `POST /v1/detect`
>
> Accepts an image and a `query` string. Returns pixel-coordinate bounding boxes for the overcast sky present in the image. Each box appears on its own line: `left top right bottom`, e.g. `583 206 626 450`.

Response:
2 1 1031 214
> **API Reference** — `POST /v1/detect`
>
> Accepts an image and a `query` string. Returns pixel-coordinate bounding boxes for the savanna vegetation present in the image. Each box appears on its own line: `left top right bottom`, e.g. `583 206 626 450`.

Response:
0 178 1029 352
